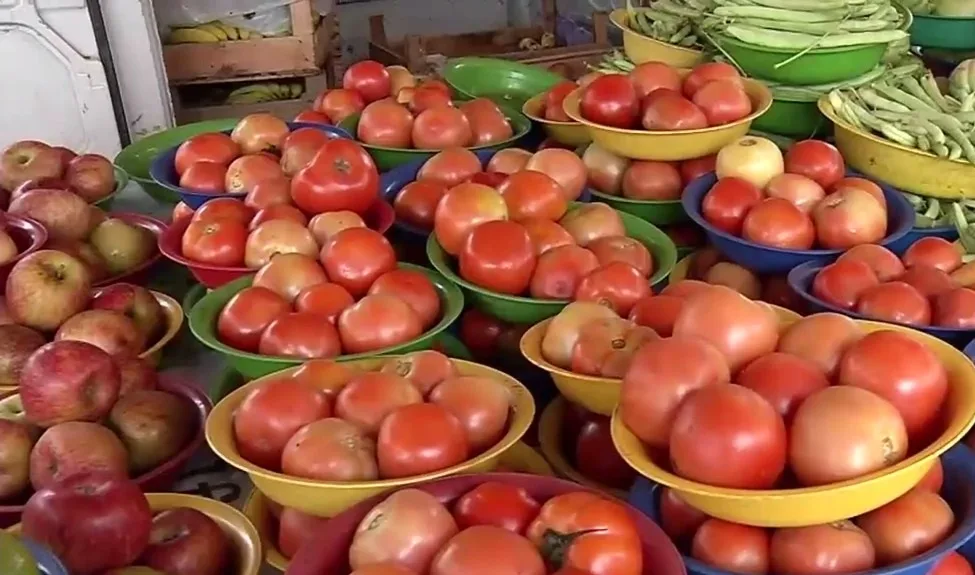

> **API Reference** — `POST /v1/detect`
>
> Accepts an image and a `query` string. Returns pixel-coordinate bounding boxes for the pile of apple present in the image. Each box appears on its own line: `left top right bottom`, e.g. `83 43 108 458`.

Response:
813 238 975 328
21 474 233 575
680 246 804 312
232 354 513 480
0 140 117 208
581 141 716 202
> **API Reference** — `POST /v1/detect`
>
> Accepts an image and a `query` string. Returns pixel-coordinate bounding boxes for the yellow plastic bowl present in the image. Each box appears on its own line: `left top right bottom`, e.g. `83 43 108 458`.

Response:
819 96 975 199
206 357 535 517
139 290 183 367
538 397 628 499
612 319 975 527
522 94 592 147
9 493 262 575
609 9 704 68
242 440 552 572
670 254 694 283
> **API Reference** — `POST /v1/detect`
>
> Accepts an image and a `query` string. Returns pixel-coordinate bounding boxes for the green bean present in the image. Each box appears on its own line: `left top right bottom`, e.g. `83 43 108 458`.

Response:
926 116 975 163
722 25 906 49
873 82 938 111
670 25 692 42
899 77 942 110
949 141 964 160
921 74 959 113
713 6 851 21
729 18 892 33
933 143 951 158
858 88 911 112
916 134 932 152
651 0 702 17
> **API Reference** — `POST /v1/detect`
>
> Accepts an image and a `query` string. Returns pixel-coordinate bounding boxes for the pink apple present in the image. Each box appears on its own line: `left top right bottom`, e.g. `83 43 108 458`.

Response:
55 309 145 358
29 421 129 490
0 418 36 500
92 283 165 344
11 177 76 202
4 249 92 331
46 239 110 282
0 140 64 192
65 154 117 203
0 296 12 325
0 324 46 386
51 146 77 171
7 188 93 242
0 228 17 265
142 507 231 575
116 357 159 397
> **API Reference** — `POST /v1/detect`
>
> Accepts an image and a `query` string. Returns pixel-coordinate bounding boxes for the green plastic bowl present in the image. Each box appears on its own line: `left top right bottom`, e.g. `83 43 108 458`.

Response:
588 190 688 225
114 119 238 205
187 264 464 379
712 34 887 86
751 97 829 139
442 57 565 110
910 14 975 50
338 104 531 171
91 166 129 210
425 205 678 324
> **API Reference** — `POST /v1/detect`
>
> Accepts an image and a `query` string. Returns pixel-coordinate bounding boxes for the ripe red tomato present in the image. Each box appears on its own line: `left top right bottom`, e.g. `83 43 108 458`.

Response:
293 109 331 124
249 204 308 230
692 519 769 575
174 133 241 175
736 352 830 421
179 161 227 193
575 262 652 317
252 252 328 302
429 375 510 452
291 139 378 216
660 488 707 544
579 74 639 128
856 489 954 565
192 197 255 225
783 140 845 190
459 309 506 359
855 281 932 326
630 62 682 99
225 154 285 194
394 180 447 230
812 259 880 309
453 482 540 534
320 227 397 298
488 148 532 174
831 177 886 209
702 177 763 235
278 507 329 559
776 313 863 378
764 173 825 214
641 92 708 131
412 106 474 149
628 295 683 337
571 317 658 378
433 183 508 256
769 521 876 575
337 294 425 354
544 82 577 121
918 458 944 492
525 148 589 202
172 201 194 223
704 262 761 299
680 155 717 185
357 100 414 148
575 417 638 489
837 244 905 282
498 170 568 222
343 60 392 103
418 148 482 187
280 418 379 480
622 161 682 200
935 287 975 327
903 237 963 273
377 403 469 478
682 62 743 98
295 282 355 324
181 218 247 266
529 245 599 299
692 80 752 126
368 269 441 329
459 220 537 295
217 286 291 351
931 553 974 575
335 372 423 435
430 525 545 575
898 265 958 298
318 89 366 124
522 218 575 256
741 197 815 249
408 84 453 114
258 312 343 359
244 177 291 210
460 98 513 146
588 236 653 277
380 350 457 397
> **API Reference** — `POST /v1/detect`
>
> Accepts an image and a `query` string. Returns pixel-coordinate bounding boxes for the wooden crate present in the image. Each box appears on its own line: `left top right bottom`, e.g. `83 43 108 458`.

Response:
173 74 326 124
368 0 611 74
164 2 335 86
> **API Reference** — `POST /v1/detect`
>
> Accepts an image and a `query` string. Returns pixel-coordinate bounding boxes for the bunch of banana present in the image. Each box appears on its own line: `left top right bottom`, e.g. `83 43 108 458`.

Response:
167 21 263 44
225 82 304 105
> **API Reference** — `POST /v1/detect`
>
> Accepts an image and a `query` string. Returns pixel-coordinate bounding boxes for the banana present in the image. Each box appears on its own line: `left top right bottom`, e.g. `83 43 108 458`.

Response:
226 84 276 104
197 23 229 41
214 21 240 41
288 83 303 99
167 27 221 44
271 83 290 99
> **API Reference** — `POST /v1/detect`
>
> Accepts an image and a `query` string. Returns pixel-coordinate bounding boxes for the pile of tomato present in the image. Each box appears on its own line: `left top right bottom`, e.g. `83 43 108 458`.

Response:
580 141 716 201
344 482 643 575
682 247 803 312
813 238 975 328
232 352 513 480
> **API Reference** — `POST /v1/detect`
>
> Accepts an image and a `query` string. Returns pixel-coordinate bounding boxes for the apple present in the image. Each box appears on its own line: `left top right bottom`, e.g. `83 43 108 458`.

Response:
106 569 166 575
4 249 92 331
0 141 64 192
142 507 231 575
52 146 77 170
89 219 155 274
0 296 12 325
88 205 108 233
308 210 365 245
55 309 145 358
0 418 36 500
29 421 129 490
11 177 75 202
108 390 193 474
19 340 121 427
116 357 158 396
7 188 92 242
65 154 116 202
0 187 7 211
46 239 110 281
812 187 888 250
0 229 17 265
92 283 165 344
22 473 153 575
0 324 46 386
278 506 328 558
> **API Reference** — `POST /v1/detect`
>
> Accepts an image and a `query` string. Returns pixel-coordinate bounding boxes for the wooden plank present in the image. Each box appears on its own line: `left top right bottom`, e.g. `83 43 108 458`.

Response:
164 35 318 85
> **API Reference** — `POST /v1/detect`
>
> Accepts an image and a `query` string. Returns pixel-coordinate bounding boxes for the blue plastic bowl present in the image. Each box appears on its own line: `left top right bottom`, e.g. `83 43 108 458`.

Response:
22 538 69 575
149 122 352 209
888 225 960 254
682 172 914 274
788 259 975 346
379 149 593 243
629 445 975 575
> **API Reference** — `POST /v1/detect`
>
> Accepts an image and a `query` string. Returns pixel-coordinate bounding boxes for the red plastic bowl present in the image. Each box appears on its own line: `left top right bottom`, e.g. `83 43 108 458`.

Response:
159 200 396 289
283 472 687 575
0 370 212 528
0 215 48 285
93 212 168 288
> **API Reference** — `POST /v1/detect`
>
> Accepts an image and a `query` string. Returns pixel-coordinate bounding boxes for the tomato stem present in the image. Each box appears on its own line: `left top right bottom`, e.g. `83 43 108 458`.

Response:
539 528 604 569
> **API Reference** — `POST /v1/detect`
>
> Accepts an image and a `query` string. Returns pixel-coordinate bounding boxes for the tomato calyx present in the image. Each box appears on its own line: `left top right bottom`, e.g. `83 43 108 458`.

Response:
611 337 626 350
539 527 605 569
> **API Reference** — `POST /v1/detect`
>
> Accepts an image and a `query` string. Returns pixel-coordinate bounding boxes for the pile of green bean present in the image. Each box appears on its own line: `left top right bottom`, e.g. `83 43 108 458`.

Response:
625 0 710 48
904 192 975 228
825 70 975 164
756 56 923 101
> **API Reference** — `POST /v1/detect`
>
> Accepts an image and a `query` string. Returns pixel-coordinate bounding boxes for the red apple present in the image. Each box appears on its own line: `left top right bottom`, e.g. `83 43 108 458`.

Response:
116 357 158 396
65 154 117 203
55 309 145 358
52 146 77 170
278 506 328 558
108 389 194 474
0 229 17 265
19 340 121 427
0 140 65 192
5 249 92 331
46 239 110 282
0 296 12 325
11 177 75 202
22 473 152 575
92 283 165 344
0 418 36 500
0 324 46 386
142 507 231 575
29 421 129 490
812 187 888 250
7 188 92 242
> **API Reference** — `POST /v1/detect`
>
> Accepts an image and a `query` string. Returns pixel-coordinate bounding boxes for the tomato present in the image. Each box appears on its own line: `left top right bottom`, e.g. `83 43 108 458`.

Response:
769 521 876 575
588 236 653 278
431 525 545 575
487 149 532 174
628 295 683 337
560 203 626 247
641 92 708 131
466 171 505 187
831 177 886 208
377 403 469 478
619 335 730 448
231 113 289 155
529 244 599 299
289 359 356 400
281 127 333 175
682 62 743 98
291 139 378 216
764 173 825 213
621 161 682 200
789 386 907 486
687 247 725 279
224 153 285 194
526 492 643 575
232 377 331 470
461 98 513 145
811 259 879 309
318 89 366 124
661 279 713 299
408 84 453 114
343 60 392 103
691 519 769 575
541 302 620 368
277 507 329 559
412 106 473 149
782 140 845 190
839 330 948 443
433 183 508 256
295 282 355 324
252 252 328 302
692 80 752 126
934 287 975 327
174 133 240 175
244 177 292 210
418 148 482 187
579 75 639 128
453 482 540 534
580 142 628 196
498 170 568 222
736 352 830 422
319 227 396 297
337 294 425 354
630 62 682 99
350 489 458 573
459 309 506 359
704 262 762 299
525 149 589 202
380 350 457 396
812 188 888 249
856 489 954 565
172 201 194 223
836 244 905 282
742 197 815 249
280 417 378 480
523 218 576 256
898 265 958 299
249 204 308 229
459 220 537 295
575 417 638 488
429 376 510 452
217 286 291 351
855 281 932 325
294 109 331 124
570 317 657 378
931 553 975 575
575 262 651 316
368 269 441 329
394 180 447 230
258 312 342 359
903 237 963 273
659 488 707 544
763 276 804 312
357 100 414 148
335 372 423 435
680 154 717 185
179 161 227 193
701 177 763 235
918 458 944 492
181 218 247 266
777 313 863 378
544 82 578 121
244 218 319 268
716 136 785 189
